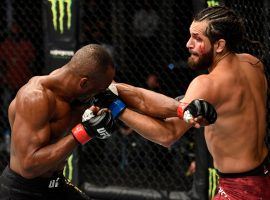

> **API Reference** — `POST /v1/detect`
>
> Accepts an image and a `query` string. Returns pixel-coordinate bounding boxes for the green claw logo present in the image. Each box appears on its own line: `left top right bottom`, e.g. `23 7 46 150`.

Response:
207 0 219 7
48 0 72 34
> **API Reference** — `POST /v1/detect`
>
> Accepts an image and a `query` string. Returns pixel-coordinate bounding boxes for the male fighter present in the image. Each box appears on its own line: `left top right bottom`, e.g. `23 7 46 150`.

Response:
95 6 269 199
0 44 115 199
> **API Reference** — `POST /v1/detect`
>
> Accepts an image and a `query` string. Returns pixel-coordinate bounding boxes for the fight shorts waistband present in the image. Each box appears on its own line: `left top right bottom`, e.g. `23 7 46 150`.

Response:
217 153 270 178
0 165 65 191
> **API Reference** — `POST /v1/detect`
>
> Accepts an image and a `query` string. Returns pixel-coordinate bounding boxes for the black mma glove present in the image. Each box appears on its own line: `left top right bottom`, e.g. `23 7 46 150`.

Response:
177 99 217 125
72 108 115 144
93 84 126 118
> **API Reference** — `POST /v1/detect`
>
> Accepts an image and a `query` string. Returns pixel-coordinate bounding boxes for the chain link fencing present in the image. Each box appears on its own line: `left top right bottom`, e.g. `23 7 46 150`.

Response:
79 1 195 196
0 0 269 199
0 0 43 172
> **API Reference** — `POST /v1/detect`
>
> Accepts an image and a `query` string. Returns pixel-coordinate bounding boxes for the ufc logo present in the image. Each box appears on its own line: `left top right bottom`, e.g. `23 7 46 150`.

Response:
48 178 60 188
97 128 111 139
218 187 230 199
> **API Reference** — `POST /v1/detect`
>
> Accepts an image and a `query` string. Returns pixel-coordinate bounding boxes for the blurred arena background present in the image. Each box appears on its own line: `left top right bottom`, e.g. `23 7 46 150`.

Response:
0 0 269 199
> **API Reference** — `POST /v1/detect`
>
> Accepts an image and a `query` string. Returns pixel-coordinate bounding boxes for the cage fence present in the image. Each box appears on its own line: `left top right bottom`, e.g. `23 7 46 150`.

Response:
0 0 269 199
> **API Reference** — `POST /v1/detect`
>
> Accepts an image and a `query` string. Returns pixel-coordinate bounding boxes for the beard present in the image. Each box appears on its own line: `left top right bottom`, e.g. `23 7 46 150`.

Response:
187 47 214 70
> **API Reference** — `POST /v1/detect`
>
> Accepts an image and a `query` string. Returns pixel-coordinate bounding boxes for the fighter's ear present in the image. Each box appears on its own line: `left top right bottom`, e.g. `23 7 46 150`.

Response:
215 39 226 53
80 77 89 89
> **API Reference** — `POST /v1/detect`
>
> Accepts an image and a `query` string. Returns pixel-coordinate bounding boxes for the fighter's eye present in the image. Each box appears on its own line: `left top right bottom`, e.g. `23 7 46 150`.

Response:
194 36 202 41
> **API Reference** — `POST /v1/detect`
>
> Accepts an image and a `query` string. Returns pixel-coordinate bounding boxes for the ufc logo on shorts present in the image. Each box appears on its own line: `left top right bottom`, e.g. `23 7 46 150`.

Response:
218 187 230 199
48 178 60 188
97 127 110 139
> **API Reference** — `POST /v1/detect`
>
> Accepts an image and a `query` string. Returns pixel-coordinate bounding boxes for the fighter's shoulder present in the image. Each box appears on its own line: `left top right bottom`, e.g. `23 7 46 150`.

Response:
185 74 215 101
16 84 56 115
238 53 259 61
238 53 264 69
189 74 214 90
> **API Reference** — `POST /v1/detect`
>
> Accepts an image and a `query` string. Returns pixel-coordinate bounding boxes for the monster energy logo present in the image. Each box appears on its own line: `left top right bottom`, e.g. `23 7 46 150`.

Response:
208 168 218 199
207 0 220 7
48 0 72 34
64 154 73 181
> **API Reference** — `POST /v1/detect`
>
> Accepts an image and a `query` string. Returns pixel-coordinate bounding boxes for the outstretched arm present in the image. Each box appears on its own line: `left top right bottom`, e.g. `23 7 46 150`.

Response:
119 108 191 147
91 76 217 147
115 75 217 120
114 83 179 118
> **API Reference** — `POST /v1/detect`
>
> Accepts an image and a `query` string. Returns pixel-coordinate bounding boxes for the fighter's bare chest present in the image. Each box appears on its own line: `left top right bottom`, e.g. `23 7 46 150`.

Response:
49 102 81 138
50 114 72 138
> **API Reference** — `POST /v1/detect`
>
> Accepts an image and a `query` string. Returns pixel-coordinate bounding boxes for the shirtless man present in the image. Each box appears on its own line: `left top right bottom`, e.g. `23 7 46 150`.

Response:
94 6 269 199
0 44 115 199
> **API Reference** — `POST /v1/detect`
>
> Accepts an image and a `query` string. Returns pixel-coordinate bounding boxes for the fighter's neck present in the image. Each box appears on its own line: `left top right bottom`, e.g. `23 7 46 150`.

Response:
43 67 78 102
208 51 234 73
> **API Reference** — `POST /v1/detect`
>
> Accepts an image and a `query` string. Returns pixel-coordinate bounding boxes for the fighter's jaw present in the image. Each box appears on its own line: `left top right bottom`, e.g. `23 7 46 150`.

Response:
188 54 199 64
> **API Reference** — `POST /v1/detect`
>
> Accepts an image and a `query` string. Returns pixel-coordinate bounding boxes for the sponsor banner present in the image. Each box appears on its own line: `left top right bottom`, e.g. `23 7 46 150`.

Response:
43 0 78 73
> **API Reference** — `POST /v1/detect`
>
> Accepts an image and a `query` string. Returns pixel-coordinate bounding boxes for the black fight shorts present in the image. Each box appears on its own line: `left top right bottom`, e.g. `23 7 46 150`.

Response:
0 166 90 200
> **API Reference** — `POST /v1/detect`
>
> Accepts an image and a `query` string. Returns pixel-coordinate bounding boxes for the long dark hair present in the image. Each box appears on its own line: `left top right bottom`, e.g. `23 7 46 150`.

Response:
194 6 245 52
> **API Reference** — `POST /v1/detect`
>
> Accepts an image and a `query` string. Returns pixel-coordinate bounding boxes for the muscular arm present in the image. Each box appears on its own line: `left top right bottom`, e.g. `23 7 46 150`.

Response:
116 75 216 117
115 83 179 118
116 75 215 147
11 90 78 178
119 109 191 147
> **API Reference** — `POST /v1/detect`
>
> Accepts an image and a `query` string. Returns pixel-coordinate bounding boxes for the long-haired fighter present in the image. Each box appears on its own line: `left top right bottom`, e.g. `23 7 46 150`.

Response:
95 6 269 199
